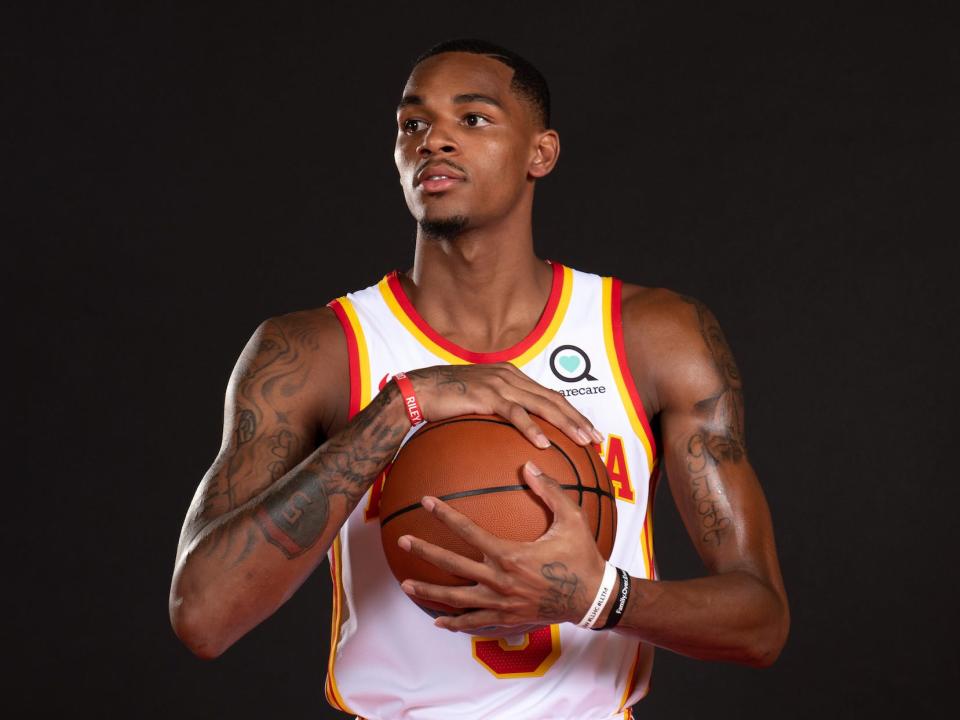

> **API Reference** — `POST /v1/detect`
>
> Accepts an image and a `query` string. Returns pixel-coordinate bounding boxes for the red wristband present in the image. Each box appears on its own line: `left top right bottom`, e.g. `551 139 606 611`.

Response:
393 372 423 426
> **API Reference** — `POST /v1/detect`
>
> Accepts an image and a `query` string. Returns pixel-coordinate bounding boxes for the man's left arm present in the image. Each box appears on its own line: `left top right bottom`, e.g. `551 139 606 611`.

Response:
591 290 790 666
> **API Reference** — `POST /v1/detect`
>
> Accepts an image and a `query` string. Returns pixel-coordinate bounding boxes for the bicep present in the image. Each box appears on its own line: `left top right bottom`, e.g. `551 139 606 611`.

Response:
654 297 783 588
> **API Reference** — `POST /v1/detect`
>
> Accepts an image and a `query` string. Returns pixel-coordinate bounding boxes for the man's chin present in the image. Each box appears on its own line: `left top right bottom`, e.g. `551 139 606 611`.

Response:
418 214 469 241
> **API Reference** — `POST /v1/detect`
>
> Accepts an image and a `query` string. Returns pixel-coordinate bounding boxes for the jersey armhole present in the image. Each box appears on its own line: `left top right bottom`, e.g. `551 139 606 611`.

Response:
327 297 367 420
608 277 658 460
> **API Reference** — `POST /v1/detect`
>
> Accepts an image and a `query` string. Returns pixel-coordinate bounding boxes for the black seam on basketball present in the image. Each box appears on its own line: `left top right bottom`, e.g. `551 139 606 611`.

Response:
584 444 601 543
380 483 613 527
398 417 514 451
548 440 584 510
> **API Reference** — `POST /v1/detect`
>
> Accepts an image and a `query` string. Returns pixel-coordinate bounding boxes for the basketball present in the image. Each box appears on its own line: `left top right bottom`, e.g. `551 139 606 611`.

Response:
379 413 617 616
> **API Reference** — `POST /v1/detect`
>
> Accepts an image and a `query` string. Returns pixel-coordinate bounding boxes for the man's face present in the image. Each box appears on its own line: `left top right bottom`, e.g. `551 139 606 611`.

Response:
394 52 541 231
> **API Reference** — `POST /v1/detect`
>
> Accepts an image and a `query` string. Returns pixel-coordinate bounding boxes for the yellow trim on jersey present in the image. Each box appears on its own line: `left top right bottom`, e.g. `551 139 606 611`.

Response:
640 464 658 580
325 536 356 715
378 275 467 364
601 277 655 469
378 265 574 368
512 265 573 367
339 297 372 409
325 302 371 718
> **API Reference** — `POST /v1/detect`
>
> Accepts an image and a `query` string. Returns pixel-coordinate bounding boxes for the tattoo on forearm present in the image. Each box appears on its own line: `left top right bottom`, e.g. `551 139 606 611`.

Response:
253 385 405 558
537 562 583 621
192 316 405 567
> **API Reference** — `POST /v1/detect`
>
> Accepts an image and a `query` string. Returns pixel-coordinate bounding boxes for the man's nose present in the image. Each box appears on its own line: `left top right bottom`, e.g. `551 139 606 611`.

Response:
417 121 458 156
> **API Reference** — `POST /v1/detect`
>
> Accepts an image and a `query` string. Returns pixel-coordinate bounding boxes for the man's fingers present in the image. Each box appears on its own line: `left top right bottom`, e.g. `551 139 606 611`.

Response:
434 609 519 633
522 461 575 521
400 579 487 609
497 387 594 448
398 532 495 585
421 496 508 558
497 366 603 446
498 402 551 449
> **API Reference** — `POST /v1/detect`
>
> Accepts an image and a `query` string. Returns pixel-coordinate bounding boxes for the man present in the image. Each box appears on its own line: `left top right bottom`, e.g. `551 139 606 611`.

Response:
169 39 789 719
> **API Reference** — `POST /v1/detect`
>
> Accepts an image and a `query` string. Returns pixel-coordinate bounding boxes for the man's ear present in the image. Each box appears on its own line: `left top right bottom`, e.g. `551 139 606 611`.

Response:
528 130 560 178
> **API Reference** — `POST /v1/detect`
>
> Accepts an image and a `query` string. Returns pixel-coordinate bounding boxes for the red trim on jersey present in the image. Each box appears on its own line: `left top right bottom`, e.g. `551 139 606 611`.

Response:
328 299 362 419
384 260 565 363
644 460 662 581
611 278 657 458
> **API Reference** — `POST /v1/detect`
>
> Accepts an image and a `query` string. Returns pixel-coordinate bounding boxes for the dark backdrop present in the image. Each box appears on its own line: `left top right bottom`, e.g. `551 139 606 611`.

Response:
7 2 959 718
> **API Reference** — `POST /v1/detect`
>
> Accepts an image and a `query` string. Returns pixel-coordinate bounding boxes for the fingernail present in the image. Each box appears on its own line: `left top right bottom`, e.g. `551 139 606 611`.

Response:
398 536 412 551
422 496 436 511
401 580 415 594
591 428 604 444
525 461 542 476
535 432 550 449
577 428 591 445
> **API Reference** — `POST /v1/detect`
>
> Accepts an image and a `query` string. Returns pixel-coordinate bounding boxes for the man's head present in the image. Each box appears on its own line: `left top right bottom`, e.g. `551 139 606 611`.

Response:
394 40 559 241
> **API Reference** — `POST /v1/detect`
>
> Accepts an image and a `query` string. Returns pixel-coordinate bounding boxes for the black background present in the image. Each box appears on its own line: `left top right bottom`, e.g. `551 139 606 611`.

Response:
7 2 959 718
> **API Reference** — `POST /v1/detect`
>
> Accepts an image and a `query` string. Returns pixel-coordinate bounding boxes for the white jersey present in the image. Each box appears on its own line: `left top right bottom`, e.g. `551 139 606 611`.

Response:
325 262 660 720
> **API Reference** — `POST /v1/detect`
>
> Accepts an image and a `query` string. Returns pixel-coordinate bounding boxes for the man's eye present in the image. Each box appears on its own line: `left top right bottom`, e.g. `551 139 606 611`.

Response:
464 114 490 127
402 119 426 133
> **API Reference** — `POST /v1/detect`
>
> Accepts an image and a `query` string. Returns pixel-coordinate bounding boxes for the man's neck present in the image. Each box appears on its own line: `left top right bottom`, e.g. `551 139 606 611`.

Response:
403 216 554 355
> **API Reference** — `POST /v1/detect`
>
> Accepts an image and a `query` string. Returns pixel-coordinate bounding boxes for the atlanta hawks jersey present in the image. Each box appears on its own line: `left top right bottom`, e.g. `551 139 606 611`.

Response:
325 262 660 720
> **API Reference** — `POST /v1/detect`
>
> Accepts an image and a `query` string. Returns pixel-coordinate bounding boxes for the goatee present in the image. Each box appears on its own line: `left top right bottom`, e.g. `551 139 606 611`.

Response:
419 215 468 241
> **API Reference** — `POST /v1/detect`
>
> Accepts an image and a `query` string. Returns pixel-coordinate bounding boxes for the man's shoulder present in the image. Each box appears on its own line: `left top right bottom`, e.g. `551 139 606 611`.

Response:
266 306 346 356
617 283 718 414
252 307 350 436
619 282 706 340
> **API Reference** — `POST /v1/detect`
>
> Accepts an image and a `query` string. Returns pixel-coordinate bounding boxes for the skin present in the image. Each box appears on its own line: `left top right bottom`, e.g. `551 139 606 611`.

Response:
169 51 789 668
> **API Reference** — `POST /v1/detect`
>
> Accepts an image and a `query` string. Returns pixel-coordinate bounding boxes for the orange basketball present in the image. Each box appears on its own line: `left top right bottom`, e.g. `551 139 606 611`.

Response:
379 414 617 616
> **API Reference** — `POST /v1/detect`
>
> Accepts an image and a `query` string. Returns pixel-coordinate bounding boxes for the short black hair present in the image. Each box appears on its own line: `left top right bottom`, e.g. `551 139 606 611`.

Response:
412 39 551 129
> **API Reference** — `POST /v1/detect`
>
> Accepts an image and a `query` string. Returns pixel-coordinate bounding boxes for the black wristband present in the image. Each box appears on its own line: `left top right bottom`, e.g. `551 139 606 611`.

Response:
595 567 631 631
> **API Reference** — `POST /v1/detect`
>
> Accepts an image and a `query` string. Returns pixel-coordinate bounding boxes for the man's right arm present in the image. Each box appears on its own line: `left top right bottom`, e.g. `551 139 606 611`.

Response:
169 309 602 659
169 309 408 659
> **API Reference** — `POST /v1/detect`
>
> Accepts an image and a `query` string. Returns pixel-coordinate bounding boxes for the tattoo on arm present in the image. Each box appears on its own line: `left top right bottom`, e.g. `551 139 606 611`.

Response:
192 317 405 566
677 297 746 547
252 385 405 558
537 562 583 621
687 434 732 546
434 365 468 394
681 295 746 463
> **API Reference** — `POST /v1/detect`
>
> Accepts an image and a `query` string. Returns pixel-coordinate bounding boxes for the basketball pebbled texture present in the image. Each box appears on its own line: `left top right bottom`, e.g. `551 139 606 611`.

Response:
379 414 617 616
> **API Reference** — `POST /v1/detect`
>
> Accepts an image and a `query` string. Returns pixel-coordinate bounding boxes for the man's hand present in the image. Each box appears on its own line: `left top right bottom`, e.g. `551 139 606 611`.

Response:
407 363 603 449
397 461 607 634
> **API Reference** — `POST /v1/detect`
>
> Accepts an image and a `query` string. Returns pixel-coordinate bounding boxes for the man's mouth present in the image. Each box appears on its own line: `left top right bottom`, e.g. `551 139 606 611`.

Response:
416 163 466 193
420 175 462 192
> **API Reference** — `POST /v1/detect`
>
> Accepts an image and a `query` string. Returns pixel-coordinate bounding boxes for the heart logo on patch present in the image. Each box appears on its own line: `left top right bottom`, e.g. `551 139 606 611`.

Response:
558 355 581 372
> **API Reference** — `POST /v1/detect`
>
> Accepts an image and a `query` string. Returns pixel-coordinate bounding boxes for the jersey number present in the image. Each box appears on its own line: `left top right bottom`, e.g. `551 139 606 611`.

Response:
471 625 561 678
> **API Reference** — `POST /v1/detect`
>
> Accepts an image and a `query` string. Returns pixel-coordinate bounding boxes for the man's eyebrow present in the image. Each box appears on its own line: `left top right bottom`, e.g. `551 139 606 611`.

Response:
396 93 505 111
397 94 423 110
453 93 504 109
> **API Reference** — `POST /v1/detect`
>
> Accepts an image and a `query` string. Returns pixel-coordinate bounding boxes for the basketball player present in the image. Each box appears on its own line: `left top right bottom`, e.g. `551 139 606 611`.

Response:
169 39 789 719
